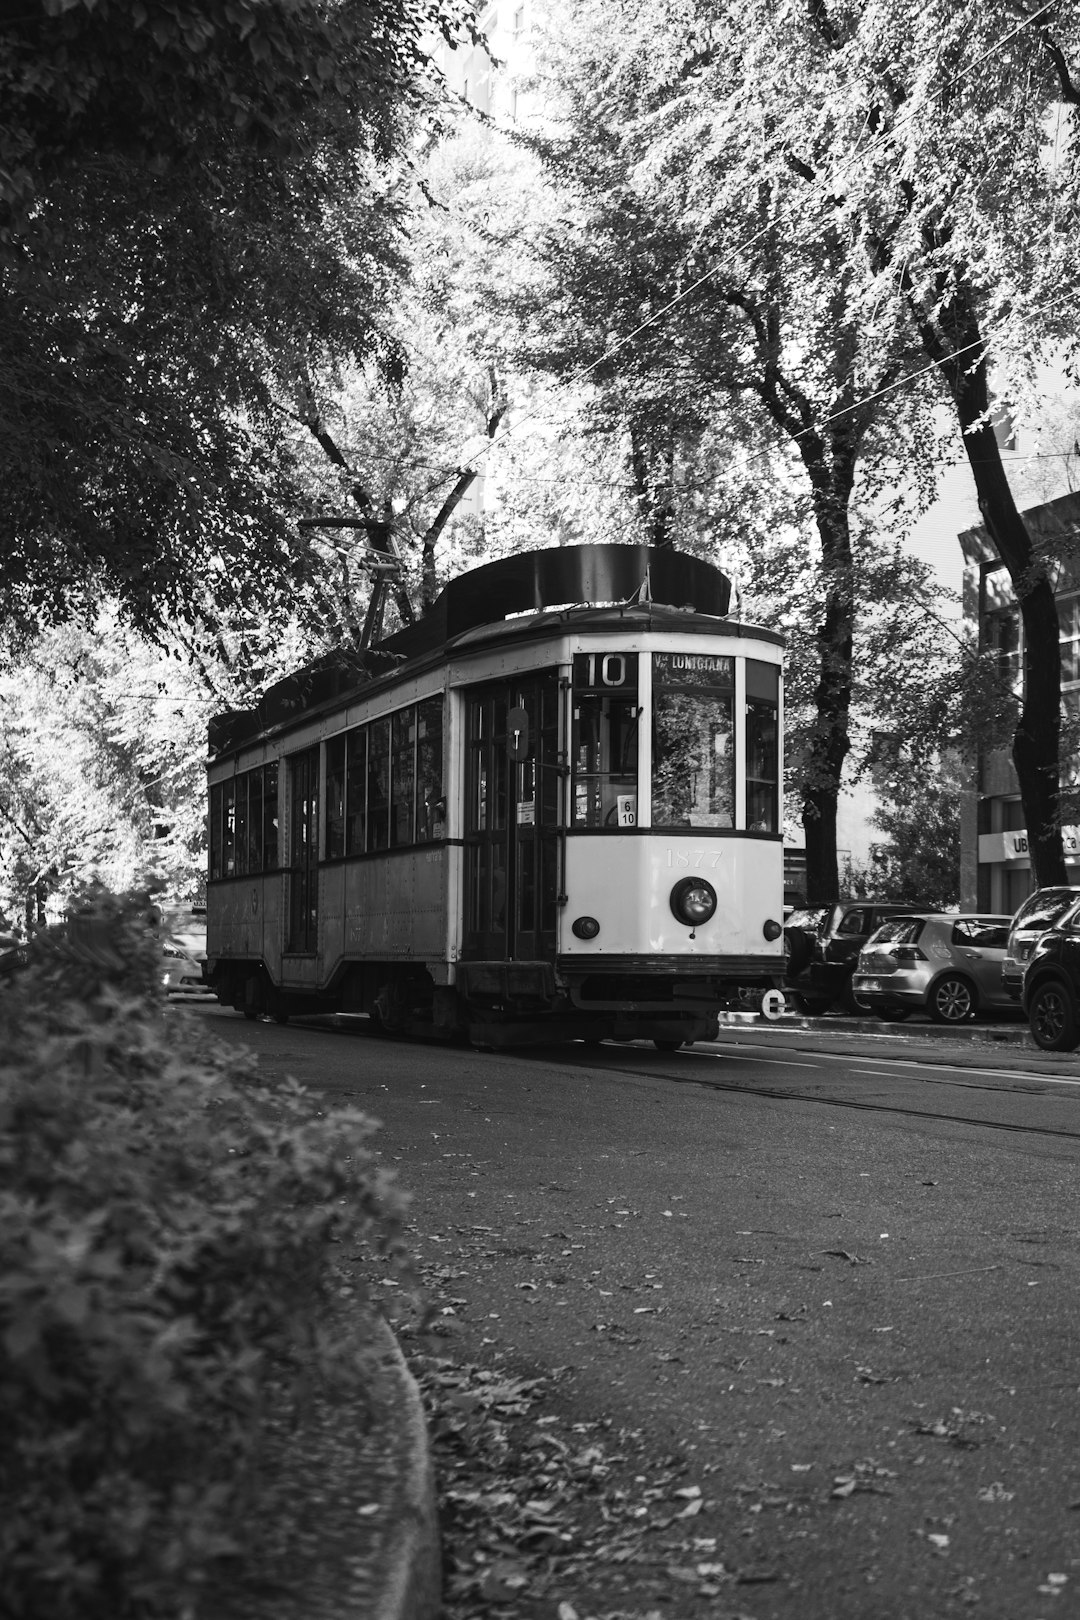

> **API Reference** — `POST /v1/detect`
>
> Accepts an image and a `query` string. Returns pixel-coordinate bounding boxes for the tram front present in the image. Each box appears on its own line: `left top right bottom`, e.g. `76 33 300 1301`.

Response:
559 613 786 1047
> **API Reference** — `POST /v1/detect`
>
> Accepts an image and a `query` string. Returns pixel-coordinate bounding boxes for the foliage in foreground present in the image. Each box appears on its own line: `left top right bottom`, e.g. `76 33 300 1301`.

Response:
0 888 406 1620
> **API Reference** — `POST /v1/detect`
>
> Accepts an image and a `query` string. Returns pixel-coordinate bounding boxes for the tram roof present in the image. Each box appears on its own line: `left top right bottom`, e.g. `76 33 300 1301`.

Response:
208 544 782 760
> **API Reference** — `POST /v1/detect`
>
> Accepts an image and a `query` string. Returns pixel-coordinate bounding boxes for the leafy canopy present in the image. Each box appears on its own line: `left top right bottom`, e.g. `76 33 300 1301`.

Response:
0 0 476 640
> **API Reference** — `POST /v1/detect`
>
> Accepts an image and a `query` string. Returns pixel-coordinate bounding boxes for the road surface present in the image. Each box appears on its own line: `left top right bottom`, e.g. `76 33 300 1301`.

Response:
189 1007 1080 1620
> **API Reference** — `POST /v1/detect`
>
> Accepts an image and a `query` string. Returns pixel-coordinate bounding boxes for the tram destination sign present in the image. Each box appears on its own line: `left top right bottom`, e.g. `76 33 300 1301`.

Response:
653 651 734 688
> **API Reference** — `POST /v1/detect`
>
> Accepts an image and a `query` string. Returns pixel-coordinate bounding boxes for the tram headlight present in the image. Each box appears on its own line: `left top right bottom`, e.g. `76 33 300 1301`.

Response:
762 918 783 941
572 915 601 940
669 877 717 928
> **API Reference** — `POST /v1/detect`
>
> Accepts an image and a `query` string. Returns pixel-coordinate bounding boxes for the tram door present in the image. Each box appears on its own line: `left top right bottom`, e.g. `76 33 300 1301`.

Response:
286 745 319 952
463 673 561 961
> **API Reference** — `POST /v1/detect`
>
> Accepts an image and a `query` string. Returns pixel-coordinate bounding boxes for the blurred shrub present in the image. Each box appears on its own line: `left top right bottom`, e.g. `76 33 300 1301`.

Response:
0 886 407 1620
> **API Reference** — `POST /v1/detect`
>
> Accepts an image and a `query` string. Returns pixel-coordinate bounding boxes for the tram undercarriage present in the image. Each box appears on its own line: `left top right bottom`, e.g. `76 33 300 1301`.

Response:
208 951 781 1048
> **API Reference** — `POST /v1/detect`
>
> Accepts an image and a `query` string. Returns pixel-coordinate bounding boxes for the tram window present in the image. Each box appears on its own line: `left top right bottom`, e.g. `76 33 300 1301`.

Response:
416 698 444 842
234 777 250 875
391 709 416 846
745 659 779 832
652 654 734 829
573 693 639 827
247 768 264 871
345 729 367 855
325 736 346 859
209 766 277 878
367 717 391 851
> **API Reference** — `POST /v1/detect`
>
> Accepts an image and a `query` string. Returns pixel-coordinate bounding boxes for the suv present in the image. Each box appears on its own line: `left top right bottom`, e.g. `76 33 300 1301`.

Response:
783 901 923 1015
1002 887 1080 999
1023 896 1080 1050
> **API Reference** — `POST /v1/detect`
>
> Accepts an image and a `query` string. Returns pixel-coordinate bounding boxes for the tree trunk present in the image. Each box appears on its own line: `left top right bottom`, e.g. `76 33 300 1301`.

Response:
784 420 858 905
920 293 1067 888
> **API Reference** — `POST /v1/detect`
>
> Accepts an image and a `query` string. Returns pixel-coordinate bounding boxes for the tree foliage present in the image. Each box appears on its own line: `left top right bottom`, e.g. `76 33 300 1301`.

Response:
518 0 1080 895
0 886 406 1620
0 0 474 641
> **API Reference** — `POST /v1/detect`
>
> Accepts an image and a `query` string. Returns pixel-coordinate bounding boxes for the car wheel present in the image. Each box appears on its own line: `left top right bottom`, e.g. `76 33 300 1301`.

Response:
783 927 814 977
928 974 976 1024
653 1038 683 1052
1028 980 1080 1052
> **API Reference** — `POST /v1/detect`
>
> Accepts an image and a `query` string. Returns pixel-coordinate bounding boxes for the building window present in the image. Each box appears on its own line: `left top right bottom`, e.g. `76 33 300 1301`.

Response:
1059 593 1080 686
985 605 1020 692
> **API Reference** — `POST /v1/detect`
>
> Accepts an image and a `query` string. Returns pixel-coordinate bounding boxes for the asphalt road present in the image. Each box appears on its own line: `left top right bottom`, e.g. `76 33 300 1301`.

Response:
187 1006 1080 1620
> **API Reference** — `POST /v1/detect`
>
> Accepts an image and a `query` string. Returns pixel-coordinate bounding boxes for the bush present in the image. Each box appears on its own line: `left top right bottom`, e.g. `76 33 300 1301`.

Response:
0 887 407 1620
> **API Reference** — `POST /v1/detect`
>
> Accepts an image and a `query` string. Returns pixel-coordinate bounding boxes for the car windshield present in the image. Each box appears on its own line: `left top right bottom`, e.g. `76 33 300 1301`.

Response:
1010 890 1077 936
785 907 828 933
867 917 924 945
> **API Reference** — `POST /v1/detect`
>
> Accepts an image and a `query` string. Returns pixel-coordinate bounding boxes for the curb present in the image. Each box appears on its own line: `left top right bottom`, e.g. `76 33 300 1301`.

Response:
717 1009 1034 1046
203 1316 441 1620
372 1324 442 1620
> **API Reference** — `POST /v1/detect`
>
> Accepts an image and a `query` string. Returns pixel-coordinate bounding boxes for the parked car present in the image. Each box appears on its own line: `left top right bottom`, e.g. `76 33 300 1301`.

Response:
1022 896 1080 1050
1002 886 1080 999
783 900 925 1015
161 938 211 999
852 913 1013 1024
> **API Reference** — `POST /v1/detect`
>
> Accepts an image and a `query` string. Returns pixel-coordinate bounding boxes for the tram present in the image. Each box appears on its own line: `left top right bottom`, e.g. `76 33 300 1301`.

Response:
203 544 785 1047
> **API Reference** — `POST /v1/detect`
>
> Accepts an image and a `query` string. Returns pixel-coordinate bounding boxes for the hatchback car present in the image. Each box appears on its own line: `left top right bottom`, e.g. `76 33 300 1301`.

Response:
852 913 1013 1024
1022 896 1080 1050
161 938 211 998
783 900 926 1015
1002 886 1080 999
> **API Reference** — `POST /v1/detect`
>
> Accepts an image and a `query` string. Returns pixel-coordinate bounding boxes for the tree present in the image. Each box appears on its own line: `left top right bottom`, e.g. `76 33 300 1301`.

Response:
0 620 218 924
832 0 1080 888
661 0 1079 885
859 758 962 911
517 0 944 901
520 0 1080 897
0 0 474 642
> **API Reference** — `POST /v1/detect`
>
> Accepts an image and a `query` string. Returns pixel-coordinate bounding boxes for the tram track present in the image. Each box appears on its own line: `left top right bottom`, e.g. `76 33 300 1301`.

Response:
560 1040 1080 1144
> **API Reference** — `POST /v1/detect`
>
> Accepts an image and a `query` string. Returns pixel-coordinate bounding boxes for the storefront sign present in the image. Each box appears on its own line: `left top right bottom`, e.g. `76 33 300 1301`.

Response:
978 825 1080 863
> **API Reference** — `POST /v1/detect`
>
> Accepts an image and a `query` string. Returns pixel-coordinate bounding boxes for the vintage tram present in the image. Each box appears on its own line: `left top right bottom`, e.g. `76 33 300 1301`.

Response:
204 543 785 1047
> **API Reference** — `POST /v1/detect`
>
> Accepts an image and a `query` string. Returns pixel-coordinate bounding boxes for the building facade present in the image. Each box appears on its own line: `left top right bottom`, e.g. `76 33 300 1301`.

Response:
960 489 1080 912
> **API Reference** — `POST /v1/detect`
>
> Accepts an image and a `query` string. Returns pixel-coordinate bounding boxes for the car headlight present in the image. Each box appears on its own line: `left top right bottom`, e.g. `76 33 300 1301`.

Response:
670 878 717 927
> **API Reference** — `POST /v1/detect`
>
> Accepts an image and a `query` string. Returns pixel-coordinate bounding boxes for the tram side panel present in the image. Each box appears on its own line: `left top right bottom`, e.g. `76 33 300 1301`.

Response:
205 872 285 1004
339 848 448 961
